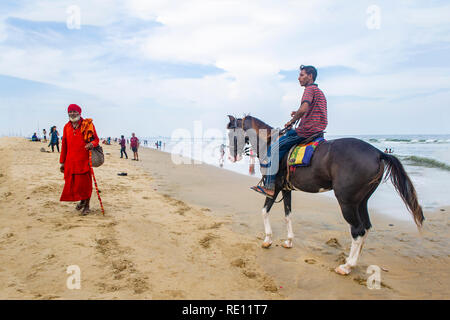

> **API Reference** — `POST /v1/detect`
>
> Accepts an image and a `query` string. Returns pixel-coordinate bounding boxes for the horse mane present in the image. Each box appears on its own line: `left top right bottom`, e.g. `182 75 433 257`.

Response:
245 115 273 130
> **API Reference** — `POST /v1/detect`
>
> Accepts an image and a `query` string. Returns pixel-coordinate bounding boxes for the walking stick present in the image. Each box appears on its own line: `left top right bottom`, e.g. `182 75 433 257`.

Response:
89 150 105 216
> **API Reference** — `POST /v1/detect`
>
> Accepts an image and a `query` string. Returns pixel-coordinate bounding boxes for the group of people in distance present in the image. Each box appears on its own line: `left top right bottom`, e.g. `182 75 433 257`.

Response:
31 126 60 153
119 133 140 161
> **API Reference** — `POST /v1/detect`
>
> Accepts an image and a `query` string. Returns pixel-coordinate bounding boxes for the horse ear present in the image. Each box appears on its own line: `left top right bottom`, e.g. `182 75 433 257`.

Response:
227 115 237 129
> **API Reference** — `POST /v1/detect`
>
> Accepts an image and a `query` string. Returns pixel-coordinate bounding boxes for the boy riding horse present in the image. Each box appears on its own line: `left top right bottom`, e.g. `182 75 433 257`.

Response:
251 65 328 198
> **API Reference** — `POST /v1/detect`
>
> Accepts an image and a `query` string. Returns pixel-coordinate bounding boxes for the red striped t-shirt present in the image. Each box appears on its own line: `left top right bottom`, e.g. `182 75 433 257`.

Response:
296 84 327 137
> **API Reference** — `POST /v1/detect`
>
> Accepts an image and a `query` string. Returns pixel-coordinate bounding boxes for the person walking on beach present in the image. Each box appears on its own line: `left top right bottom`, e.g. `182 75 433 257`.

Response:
219 143 225 167
43 129 47 142
48 126 60 152
59 104 100 215
249 147 256 175
251 65 327 198
130 133 139 161
119 135 128 159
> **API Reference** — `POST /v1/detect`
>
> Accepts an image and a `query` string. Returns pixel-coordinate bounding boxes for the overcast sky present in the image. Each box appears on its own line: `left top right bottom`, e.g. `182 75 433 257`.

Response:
0 0 449 138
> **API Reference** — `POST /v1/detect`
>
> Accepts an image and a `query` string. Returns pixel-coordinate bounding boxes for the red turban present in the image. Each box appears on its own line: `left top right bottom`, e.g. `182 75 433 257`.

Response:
68 104 82 114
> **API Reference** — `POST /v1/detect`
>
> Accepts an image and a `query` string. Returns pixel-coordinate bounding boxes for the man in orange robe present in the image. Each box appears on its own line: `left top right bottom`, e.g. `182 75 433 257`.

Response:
60 104 99 215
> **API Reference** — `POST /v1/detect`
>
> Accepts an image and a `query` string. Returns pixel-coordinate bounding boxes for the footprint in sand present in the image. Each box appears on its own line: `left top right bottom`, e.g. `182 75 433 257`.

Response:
198 222 223 230
128 276 150 294
304 258 317 264
262 278 278 293
163 289 185 299
325 238 342 248
230 258 246 268
111 259 135 274
335 252 347 264
242 270 259 279
199 234 218 248
352 276 393 290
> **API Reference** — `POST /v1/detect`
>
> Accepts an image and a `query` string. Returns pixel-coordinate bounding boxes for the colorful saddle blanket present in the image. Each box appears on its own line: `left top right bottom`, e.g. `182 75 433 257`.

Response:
288 137 324 167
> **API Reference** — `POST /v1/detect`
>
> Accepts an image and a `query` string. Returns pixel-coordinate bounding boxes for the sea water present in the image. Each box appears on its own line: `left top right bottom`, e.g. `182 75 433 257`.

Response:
143 134 450 221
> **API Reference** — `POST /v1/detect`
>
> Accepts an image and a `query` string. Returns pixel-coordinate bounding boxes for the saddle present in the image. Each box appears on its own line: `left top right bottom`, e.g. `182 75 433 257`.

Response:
284 132 325 191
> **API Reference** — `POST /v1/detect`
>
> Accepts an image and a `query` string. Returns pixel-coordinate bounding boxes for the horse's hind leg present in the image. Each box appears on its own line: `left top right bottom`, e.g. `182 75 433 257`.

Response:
359 196 373 231
281 190 294 248
261 189 280 249
335 202 369 275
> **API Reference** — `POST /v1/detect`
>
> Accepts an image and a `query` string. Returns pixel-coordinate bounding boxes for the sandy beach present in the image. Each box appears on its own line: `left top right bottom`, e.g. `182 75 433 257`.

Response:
0 137 448 299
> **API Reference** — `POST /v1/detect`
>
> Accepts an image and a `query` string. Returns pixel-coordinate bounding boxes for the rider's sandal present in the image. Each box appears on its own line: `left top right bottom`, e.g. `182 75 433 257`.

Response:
250 186 274 199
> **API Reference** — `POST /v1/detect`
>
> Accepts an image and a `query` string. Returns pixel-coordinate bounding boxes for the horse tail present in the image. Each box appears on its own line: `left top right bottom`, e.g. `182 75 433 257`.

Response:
380 153 425 228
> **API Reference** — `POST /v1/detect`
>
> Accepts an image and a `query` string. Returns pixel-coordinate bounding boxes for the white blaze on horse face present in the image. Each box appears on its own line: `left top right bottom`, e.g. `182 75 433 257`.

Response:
227 128 245 162
262 207 272 243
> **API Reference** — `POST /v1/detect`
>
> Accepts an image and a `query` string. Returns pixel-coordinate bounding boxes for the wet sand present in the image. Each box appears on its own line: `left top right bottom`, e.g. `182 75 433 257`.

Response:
0 137 448 299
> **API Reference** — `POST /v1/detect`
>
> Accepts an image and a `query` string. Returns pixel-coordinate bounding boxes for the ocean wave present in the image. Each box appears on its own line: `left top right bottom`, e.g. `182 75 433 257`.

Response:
366 138 449 144
400 156 450 171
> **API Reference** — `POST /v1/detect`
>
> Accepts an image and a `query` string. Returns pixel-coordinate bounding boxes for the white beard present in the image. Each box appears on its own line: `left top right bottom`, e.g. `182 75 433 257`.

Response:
69 115 81 122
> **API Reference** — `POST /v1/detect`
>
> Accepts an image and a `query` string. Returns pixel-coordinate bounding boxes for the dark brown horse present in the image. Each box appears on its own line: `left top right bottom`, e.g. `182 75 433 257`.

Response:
226 115 424 275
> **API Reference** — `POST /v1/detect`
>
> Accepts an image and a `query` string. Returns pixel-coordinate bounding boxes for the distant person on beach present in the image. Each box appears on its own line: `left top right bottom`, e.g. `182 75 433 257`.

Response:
59 104 100 215
119 135 128 159
219 144 225 167
130 133 139 161
42 129 47 142
249 148 256 175
251 65 327 198
384 148 388 153
31 132 40 141
48 126 60 152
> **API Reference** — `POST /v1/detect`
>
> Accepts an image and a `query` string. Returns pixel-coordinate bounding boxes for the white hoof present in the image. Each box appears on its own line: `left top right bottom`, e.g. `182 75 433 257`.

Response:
282 239 293 248
335 264 351 275
261 241 272 249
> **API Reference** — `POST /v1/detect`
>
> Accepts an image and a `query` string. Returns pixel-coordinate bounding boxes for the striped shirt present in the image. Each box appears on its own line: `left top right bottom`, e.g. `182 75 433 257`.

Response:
296 84 327 137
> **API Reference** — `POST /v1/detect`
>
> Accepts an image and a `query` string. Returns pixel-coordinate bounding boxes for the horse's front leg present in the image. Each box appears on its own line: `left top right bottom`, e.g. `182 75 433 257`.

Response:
281 190 294 248
261 189 280 248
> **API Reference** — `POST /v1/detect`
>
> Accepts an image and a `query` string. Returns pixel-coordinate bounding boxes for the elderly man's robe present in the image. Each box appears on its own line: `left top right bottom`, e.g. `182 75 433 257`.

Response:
60 118 99 201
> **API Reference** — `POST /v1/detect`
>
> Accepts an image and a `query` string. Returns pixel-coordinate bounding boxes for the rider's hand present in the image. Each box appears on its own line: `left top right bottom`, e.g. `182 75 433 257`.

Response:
85 142 94 150
291 111 297 117
60 164 65 173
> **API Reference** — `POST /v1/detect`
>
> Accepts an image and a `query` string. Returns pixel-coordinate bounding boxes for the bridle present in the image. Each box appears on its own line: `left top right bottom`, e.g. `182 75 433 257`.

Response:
239 116 260 159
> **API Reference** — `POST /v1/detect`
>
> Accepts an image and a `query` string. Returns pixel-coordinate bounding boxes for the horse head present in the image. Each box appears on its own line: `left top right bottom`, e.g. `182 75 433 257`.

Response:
226 115 249 162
